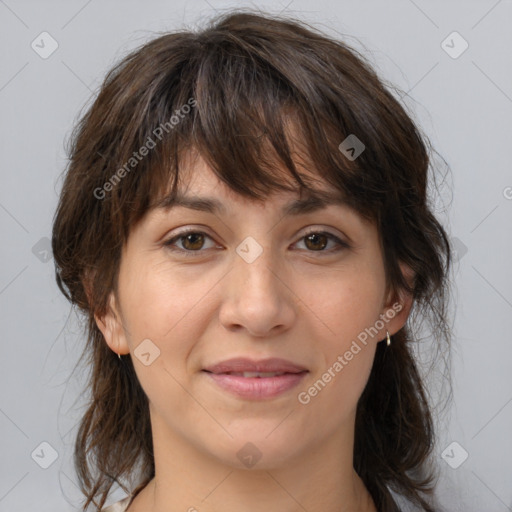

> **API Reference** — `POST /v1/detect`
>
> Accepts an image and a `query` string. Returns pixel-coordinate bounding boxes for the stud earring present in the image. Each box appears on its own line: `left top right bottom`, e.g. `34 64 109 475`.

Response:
386 330 391 347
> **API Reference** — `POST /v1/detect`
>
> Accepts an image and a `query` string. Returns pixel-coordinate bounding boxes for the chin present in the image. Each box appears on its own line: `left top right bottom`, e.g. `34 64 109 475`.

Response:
204 433 303 472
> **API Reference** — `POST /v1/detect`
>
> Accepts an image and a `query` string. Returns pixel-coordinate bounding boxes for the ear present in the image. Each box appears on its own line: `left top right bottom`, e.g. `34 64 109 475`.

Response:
94 291 130 356
379 262 415 338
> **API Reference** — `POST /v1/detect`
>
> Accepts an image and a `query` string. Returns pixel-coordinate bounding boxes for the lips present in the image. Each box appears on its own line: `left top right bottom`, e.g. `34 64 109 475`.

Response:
202 357 309 399
202 357 308 375
220 371 287 378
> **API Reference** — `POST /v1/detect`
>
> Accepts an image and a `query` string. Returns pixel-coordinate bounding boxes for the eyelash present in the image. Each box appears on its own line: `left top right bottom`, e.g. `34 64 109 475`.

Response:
163 227 350 257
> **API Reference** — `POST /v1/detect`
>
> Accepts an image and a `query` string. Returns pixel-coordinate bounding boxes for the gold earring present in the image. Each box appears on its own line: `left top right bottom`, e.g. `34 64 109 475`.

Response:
118 353 121 359
386 330 391 347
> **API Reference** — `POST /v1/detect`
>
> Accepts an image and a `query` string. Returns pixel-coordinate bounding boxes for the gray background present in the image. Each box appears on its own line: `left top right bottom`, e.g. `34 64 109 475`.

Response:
0 0 511 510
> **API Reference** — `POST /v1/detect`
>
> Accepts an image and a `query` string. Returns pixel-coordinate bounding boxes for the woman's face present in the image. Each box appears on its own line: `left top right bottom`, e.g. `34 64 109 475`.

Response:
97 152 412 470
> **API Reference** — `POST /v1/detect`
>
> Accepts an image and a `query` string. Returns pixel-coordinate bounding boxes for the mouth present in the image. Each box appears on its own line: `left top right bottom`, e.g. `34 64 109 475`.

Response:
202 356 308 375
201 369 309 399
203 370 301 378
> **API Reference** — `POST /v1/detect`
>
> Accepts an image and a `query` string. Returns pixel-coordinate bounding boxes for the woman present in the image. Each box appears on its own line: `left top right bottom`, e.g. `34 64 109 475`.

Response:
52 10 452 512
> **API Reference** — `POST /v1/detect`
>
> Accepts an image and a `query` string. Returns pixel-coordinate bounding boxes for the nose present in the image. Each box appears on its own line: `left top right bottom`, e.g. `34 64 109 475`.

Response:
218 243 296 338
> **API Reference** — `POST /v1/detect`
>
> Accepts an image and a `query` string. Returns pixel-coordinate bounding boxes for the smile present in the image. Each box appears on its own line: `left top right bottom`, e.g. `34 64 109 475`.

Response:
202 370 308 399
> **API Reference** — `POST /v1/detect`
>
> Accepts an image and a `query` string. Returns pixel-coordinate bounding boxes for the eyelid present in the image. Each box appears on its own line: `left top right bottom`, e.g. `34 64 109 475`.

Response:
163 226 351 256
163 227 220 256
294 227 351 253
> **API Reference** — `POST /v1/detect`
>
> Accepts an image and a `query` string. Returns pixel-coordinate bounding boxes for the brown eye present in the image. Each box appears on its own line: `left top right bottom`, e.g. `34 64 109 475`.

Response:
181 232 205 251
304 233 328 251
164 230 217 256
294 230 350 254
164 228 349 258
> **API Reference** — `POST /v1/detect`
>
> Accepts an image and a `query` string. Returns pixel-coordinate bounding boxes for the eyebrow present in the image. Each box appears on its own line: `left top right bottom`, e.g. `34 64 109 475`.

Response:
153 189 351 217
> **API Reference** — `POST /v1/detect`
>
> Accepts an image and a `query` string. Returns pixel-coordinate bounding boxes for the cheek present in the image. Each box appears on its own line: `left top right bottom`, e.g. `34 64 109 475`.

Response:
117 261 217 412
297 263 385 346
293 265 384 413
119 259 213 341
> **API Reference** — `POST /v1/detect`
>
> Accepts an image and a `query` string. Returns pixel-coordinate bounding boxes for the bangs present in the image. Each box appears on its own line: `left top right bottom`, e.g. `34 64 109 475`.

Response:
85 12 427 245
107 29 387 238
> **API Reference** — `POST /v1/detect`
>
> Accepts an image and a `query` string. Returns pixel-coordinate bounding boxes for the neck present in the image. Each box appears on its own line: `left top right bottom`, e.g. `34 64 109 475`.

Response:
129 412 377 512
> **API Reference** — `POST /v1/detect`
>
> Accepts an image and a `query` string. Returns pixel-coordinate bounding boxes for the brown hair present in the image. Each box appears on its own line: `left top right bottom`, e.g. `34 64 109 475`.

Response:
52 10 452 511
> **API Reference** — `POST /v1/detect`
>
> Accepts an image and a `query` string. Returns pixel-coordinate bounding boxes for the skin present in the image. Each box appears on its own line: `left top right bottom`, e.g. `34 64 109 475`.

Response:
96 152 413 512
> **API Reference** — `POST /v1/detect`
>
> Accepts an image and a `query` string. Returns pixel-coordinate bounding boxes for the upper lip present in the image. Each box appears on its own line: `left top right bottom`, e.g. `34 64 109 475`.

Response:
203 357 309 374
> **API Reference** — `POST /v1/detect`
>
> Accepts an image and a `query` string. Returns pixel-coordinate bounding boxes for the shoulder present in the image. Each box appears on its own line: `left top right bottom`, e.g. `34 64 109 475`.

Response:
101 480 148 511
101 495 133 512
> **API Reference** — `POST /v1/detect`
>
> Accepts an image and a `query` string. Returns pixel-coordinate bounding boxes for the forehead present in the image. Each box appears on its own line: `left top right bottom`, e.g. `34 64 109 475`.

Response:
151 151 353 216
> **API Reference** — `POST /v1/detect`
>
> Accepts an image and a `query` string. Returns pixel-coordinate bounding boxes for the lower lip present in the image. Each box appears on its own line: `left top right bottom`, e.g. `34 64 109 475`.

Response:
203 371 308 399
